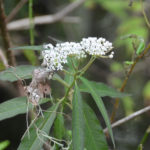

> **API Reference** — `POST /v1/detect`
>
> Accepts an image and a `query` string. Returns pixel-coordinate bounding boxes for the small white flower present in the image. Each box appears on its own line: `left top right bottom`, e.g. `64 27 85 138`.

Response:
108 51 114 58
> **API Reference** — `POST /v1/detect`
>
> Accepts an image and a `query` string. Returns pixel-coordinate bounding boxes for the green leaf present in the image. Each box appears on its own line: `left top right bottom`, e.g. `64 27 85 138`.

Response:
0 97 50 121
67 57 79 70
83 102 108 150
53 73 69 88
18 103 59 150
64 69 74 92
72 83 84 150
80 80 129 98
64 57 76 92
54 114 65 139
10 45 43 51
23 50 38 66
0 140 10 150
80 77 115 147
136 41 145 55
0 65 36 82
124 61 134 65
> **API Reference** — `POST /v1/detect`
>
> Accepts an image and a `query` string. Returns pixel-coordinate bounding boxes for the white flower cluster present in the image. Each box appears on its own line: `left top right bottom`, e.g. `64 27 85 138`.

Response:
81 37 114 58
42 37 114 72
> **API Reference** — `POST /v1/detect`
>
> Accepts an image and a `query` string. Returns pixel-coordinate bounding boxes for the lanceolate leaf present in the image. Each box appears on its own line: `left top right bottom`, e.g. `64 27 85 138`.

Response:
83 102 108 150
0 65 36 82
23 50 38 66
10 45 43 51
54 114 65 139
80 77 115 147
136 41 145 55
80 80 129 98
0 97 50 121
72 83 84 150
18 103 59 150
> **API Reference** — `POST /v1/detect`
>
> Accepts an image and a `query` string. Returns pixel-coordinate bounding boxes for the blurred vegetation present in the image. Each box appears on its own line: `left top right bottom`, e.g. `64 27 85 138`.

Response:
0 0 150 150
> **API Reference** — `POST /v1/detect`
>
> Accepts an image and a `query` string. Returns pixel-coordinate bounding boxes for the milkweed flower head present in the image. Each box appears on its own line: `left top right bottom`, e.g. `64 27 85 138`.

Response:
42 37 114 72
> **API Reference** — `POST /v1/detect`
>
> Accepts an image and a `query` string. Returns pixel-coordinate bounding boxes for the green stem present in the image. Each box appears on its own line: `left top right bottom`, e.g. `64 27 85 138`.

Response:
64 73 77 99
63 69 74 76
61 56 96 110
137 126 150 150
53 75 70 88
61 72 78 110
79 56 96 76
29 0 34 45
140 0 150 29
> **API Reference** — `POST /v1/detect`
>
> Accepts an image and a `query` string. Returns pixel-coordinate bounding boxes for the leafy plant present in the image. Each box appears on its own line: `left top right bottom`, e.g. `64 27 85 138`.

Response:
0 37 128 150
0 0 150 150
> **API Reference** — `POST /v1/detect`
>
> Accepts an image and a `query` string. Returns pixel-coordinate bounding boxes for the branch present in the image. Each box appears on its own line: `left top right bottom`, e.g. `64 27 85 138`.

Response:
0 0 16 66
104 105 150 133
6 0 28 22
7 0 85 31
110 43 150 122
140 0 150 29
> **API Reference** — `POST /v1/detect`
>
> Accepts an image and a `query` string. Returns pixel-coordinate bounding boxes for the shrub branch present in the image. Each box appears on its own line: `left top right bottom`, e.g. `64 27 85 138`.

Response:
111 43 150 122
0 0 16 66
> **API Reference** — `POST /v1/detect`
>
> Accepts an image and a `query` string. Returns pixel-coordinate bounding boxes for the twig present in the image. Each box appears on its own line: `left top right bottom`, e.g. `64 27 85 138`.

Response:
7 16 80 31
0 48 8 68
7 0 85 31
0 0 16 66
6 0 28 22
110 43 150 122
104 105 150 133
140 0 150 29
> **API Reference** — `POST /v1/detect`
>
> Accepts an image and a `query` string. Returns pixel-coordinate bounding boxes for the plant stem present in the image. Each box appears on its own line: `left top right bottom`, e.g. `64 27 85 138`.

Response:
0 0 16 66
79 56 96 76
6 0 28 22
53 75 70 88
61 56 96 110
137 126 150 150
64 73 77 100
104 105 150 133
63 69 74 76
110 43 150 122
140 0 150 29
29 0 34 45
61 72 78 110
